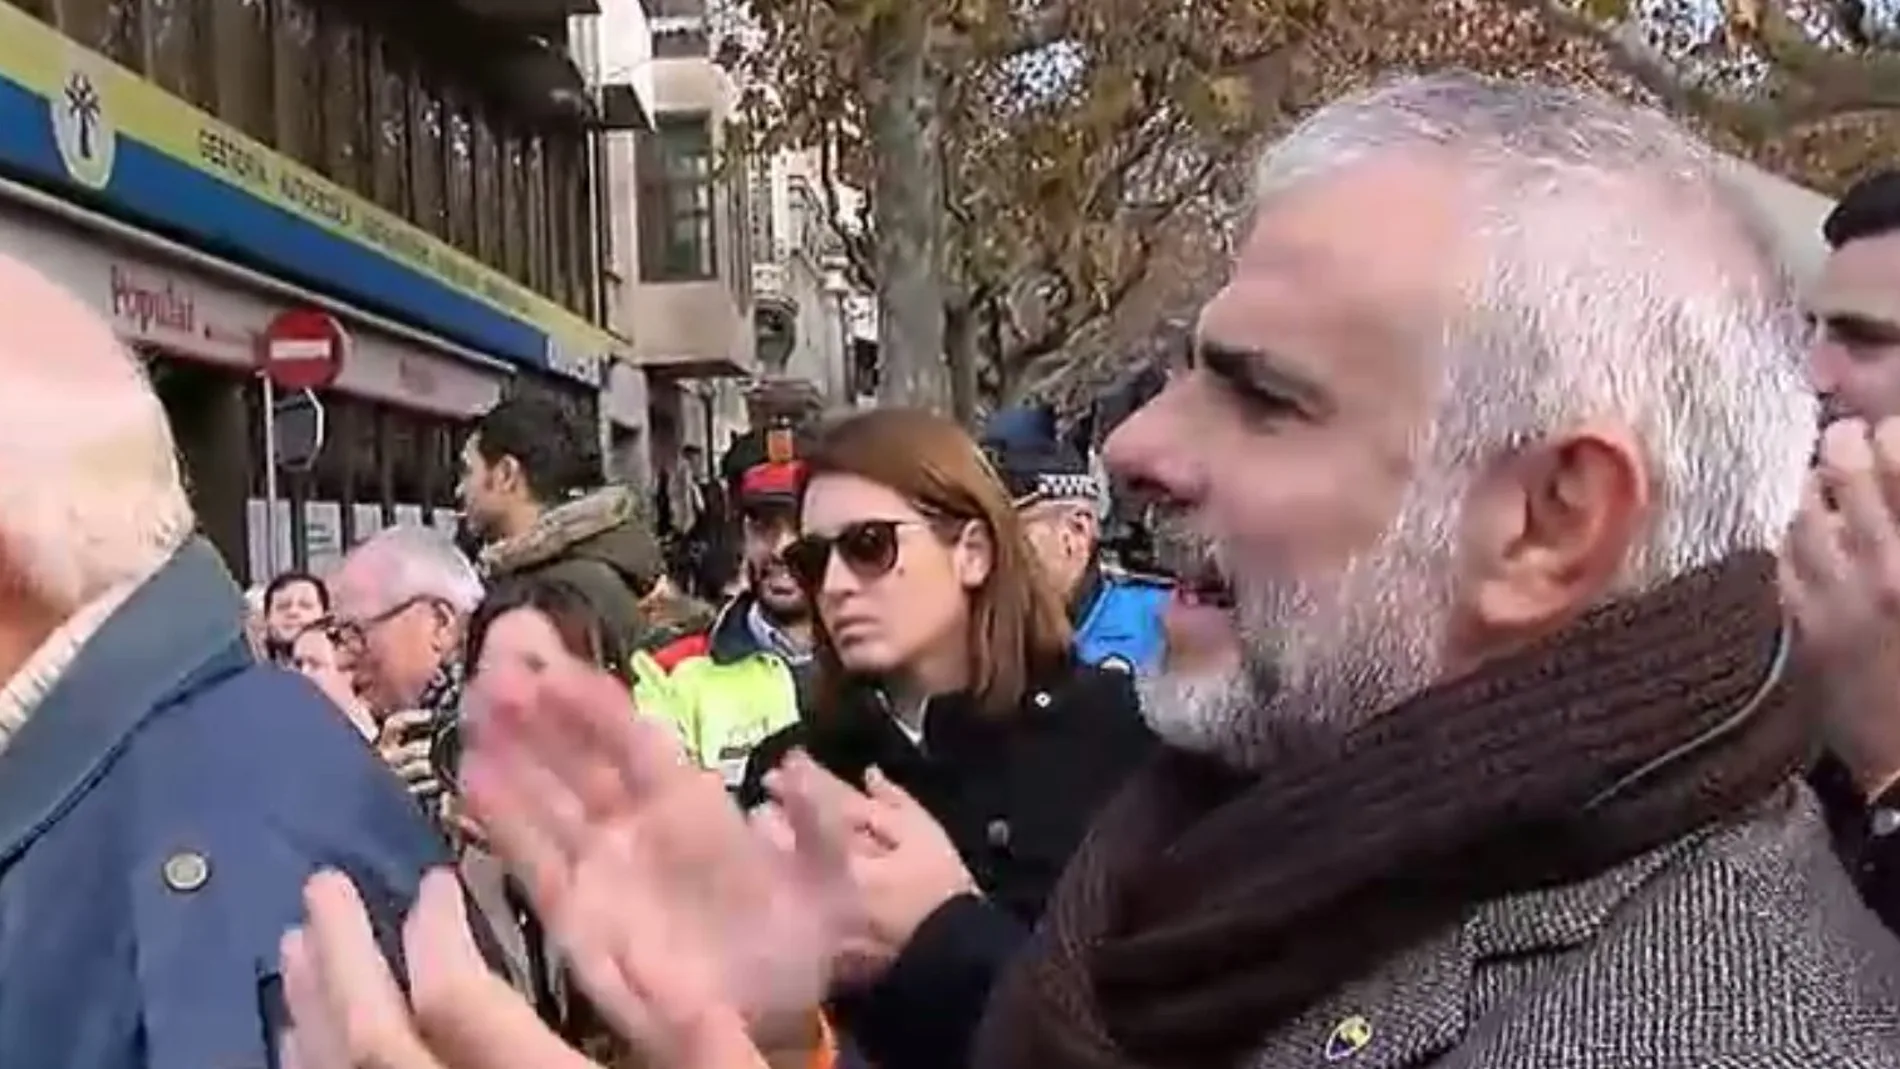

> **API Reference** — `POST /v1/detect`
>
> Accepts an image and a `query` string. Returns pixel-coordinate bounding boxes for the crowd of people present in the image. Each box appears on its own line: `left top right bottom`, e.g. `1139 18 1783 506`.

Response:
4 69 1900 1068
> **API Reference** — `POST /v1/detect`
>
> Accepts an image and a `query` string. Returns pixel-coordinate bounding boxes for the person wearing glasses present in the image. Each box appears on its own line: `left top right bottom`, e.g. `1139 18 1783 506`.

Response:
738 408 1154 1069
328 525 485 806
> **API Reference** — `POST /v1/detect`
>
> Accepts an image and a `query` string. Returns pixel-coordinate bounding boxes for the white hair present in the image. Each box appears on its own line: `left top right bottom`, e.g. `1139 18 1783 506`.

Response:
0 346 194 608
347 525 484 616
1253 72 1818 589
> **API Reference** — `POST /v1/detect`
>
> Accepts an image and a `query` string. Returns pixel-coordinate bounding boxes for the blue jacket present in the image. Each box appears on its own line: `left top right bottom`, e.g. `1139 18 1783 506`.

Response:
0 539 451 1069
980 405 1057 454
1072 564 1169 674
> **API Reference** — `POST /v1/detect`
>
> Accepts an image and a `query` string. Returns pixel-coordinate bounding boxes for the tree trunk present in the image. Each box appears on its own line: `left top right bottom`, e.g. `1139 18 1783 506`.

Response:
946 300 982 425
866 3 949 411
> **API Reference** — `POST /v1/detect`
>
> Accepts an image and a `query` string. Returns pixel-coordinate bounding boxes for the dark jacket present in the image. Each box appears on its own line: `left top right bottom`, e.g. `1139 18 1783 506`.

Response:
1812 753 1900 935
480 485 666 649
742 661 1155 1069
0 539 451 1069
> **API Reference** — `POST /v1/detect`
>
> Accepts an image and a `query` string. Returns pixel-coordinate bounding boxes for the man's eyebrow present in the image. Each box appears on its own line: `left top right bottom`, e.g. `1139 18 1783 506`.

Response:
1817 309 1900 343
1196 338 1335 417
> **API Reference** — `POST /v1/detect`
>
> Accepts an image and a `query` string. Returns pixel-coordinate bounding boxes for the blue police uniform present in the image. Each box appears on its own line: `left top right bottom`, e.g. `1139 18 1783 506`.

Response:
1072 564 1169 674
0 539 451 1069
985 431 1169 675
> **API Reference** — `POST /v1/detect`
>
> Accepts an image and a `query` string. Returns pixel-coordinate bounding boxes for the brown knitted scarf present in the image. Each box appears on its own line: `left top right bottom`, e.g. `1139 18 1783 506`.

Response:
975 552 1811 1069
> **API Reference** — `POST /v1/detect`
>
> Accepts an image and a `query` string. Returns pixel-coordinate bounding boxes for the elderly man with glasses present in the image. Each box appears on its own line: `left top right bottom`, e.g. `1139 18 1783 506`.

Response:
330 525 485 802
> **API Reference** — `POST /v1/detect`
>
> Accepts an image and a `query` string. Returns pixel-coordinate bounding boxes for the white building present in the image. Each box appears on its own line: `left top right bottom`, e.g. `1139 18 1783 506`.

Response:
573 0 760 496
750 147 875 411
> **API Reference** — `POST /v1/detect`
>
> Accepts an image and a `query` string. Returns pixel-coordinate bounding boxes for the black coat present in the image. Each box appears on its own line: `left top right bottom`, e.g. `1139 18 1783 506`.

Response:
1811 753 1900 935
740 660 1155 1069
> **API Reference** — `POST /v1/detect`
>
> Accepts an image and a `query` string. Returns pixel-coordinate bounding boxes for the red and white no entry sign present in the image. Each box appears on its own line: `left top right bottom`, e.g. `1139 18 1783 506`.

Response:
257 308 349 391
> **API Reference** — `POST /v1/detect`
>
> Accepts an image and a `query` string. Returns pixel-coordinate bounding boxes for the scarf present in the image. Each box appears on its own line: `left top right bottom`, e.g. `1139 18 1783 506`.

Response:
0 572 152 756
976 552 1810 1069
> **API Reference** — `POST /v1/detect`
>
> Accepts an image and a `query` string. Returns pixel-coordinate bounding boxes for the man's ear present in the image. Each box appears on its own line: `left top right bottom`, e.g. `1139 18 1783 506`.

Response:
1460 421 1647 638
432 602 464 656
953 521 995 591
492 455 524 496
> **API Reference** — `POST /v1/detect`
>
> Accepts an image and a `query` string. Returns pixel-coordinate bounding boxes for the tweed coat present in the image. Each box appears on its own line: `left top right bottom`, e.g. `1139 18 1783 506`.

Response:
1242 785 1900 1069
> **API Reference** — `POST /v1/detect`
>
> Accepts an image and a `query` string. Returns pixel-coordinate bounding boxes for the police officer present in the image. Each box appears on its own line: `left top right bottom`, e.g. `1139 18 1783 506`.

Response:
989 438 1169 673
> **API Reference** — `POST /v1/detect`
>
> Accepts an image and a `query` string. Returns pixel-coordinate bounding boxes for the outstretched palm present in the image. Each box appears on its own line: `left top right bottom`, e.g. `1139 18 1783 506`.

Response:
460 658 852 1050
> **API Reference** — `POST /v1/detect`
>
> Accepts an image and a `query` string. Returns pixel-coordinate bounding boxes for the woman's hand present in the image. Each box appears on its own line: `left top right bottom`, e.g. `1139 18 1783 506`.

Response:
768 765 977 987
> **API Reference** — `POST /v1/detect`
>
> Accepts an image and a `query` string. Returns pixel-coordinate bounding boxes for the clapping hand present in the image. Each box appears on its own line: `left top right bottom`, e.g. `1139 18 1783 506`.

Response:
280 869 605 1069
765 765 977 988
281 865 769 1069
457 656 850 1056
1782 418 1900 799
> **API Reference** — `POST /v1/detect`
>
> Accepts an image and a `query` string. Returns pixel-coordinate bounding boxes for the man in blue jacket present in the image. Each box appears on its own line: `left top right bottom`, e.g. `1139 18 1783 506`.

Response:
987 436 1169 673
0 254 450 1069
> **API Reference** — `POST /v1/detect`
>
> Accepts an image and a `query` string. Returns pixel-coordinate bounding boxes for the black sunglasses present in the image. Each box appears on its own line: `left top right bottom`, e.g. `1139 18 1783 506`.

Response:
783 519 932 592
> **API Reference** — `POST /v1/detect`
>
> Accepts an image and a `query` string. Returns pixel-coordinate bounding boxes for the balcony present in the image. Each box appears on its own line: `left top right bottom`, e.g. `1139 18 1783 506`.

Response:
574 0 659 129
627 278 755 376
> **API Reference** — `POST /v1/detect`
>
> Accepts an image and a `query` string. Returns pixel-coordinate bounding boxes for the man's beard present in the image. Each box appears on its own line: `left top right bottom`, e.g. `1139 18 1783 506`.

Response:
1140 465 1465 771
748 560 810 626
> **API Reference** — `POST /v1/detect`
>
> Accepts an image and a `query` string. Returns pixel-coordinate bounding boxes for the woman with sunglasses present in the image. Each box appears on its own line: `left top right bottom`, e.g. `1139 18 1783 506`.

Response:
741 407 1154 1069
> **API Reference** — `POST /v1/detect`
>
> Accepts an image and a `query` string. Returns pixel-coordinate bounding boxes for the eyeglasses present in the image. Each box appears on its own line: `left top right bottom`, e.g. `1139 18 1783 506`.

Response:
783 519 932 593
330 596 436 654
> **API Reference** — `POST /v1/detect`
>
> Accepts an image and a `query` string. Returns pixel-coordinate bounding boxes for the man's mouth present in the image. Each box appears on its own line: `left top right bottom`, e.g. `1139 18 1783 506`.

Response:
1176 562 1235 609
1149 514 1234 609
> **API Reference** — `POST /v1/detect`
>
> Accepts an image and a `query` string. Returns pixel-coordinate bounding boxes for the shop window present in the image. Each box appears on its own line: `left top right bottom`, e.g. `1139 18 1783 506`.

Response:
370 35 411 219
410 73 448 239
309 394 358 505
144 0 210 108
636 116 717 282
386 413 425 506
445 92 476 257
60 0 144 71
502 128 528 283
526 134 549 294
209 0 273 145
473 106 502 270
272 0 322 168
318 9 370 195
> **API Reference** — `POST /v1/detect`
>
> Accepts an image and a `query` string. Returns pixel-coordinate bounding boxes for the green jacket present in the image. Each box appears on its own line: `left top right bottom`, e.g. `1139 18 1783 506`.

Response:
479 485 665 650
632 596 806 789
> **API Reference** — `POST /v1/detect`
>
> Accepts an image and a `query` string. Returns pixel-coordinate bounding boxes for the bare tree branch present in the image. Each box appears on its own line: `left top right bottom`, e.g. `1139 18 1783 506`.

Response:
815 119 876 288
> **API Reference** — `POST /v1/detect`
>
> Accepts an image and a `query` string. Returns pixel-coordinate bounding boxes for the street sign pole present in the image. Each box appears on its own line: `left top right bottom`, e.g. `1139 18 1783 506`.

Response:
255 308 349 580
261 373 279 578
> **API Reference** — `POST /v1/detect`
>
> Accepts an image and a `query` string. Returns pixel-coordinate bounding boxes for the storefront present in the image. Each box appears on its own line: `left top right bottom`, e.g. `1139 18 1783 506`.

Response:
0 7 628 581
0 182 509 579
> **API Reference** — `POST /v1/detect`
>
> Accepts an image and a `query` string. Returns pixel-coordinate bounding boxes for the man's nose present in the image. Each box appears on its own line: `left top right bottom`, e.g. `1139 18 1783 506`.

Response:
1103 383 1197 511
1807 338 1847 395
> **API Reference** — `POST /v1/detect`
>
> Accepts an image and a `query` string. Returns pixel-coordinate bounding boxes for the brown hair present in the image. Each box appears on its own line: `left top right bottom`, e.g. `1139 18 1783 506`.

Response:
802 407 1073 717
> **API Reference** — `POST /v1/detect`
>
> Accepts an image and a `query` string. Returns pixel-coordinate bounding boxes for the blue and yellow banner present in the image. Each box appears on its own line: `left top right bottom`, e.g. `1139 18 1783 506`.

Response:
0 2 615 383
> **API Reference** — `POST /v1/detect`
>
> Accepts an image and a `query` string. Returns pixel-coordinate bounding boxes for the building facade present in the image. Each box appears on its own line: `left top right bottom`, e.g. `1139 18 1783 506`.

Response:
750 146 874 413
583 0 756 505
0 0 622 580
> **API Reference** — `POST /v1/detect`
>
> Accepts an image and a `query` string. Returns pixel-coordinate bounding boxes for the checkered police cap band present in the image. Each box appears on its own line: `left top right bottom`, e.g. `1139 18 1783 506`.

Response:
1036 472 1099 502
